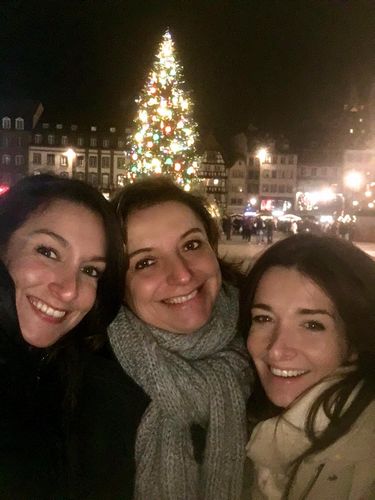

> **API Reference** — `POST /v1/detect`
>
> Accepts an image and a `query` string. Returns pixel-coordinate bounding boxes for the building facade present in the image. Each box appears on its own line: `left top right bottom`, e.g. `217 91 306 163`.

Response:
0 100 43 185
227 149 298 215
28 121 132 196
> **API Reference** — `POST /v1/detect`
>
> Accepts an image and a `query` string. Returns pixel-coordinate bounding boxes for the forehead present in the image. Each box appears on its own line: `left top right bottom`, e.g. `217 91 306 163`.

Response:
127 201 205 237
255 266 333 306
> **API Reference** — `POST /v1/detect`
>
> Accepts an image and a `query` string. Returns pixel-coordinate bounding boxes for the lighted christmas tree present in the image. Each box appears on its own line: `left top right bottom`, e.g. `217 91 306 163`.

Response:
127 29 200 191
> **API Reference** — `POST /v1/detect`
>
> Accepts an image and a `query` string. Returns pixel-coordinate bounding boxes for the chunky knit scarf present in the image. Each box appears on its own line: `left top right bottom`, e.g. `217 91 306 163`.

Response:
108 284 252 500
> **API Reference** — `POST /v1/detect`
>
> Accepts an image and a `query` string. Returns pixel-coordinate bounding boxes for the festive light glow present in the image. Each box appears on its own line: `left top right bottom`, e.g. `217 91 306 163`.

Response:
127 29 200 190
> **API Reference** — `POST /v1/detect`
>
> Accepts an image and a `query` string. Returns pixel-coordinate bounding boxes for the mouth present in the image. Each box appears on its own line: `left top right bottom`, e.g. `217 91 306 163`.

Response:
270 366 309 378
28 296 67 320
163 288 199 305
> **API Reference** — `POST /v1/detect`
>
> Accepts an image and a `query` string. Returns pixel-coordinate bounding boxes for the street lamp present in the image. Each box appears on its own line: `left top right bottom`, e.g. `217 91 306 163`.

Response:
64 148 77 177
344 170 364 213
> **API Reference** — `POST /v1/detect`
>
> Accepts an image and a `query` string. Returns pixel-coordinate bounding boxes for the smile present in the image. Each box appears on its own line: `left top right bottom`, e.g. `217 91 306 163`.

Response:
28 297 67 319
163 289 198 305
270 367 308 378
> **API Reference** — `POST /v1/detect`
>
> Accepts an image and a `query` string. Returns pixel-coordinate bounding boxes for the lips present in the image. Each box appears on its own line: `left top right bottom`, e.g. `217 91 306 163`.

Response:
163 288 198 305
28 296 67 320
270 366 309 378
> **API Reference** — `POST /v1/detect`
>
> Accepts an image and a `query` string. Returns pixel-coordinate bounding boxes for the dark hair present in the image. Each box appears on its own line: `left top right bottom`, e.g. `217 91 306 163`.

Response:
0 174 125 346
240 234 375 488
112 176 242 285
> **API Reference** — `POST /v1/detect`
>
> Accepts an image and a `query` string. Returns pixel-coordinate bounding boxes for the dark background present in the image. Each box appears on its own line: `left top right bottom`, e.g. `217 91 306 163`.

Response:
1 0 374 145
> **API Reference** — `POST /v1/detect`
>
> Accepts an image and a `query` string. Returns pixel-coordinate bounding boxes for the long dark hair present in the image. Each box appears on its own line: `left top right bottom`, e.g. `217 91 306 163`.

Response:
0 175 125 406
112 176 242 285
239 234 375 488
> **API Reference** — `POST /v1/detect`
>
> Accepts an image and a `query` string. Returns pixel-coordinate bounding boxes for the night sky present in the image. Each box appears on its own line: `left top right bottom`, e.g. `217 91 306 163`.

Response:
1 0 374 147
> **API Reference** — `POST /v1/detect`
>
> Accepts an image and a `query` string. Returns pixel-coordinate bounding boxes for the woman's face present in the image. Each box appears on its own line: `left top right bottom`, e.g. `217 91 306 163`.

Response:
2 200 106 347
125 201 221 334
247 266 351 408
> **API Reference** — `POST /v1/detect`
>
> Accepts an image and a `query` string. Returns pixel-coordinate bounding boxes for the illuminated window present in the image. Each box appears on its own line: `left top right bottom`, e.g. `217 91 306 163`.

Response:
47 134 55 145
90 137 97 147
15 117 24 130
2 117 11 129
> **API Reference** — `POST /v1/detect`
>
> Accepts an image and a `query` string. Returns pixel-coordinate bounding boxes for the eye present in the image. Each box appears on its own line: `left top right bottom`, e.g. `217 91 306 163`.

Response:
36 245 58 260
303 320 325 331
134 258 155 270
184 239 201 251
251 314 272 324
81 266 103 279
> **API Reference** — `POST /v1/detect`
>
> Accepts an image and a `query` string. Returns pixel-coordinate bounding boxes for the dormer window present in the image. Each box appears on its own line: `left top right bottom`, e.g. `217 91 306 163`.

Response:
56 124 63 129
2 117 11 129
91 126 97 132
110 127 116 133
15 117 24 130
42 123 49 129
71 124 78 131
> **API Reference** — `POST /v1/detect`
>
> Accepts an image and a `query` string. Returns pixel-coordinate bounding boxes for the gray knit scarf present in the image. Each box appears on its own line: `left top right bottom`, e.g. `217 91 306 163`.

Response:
108 284 252 500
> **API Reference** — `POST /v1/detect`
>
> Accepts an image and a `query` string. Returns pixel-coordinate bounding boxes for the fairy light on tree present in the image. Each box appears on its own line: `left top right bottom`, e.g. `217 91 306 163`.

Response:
127 29 200 190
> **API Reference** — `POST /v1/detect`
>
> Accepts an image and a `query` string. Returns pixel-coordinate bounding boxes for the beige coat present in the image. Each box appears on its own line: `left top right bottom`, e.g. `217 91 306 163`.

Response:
244 395 375 499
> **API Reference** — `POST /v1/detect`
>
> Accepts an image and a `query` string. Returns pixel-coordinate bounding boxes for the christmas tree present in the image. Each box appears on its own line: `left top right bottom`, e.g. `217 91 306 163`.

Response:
127 29 200 191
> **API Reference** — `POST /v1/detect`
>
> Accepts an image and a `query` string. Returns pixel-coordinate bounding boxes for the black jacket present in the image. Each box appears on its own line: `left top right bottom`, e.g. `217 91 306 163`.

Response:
0 261 149 499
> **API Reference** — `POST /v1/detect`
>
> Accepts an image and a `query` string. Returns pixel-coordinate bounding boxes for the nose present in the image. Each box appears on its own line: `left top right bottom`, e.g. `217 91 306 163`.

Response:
49 268 79 302
266 323 297 362
166 254 193 285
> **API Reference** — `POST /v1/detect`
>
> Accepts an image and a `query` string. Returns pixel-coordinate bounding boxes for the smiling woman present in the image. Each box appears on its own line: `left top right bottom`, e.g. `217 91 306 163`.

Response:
108 177 252 500
0 174 125 498
240 234 375 499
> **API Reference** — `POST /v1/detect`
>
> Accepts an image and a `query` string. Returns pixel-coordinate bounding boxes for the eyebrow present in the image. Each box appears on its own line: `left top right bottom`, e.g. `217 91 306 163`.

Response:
252 303 334 318
127 227 205 259
30 229 106 263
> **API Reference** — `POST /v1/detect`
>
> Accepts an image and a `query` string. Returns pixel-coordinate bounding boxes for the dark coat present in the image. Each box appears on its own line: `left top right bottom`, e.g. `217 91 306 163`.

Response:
0 261 149 499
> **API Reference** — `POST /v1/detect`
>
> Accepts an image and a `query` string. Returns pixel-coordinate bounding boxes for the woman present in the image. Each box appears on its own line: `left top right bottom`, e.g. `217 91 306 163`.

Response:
109 177 252 500
0 174 124 498
240 233 375 499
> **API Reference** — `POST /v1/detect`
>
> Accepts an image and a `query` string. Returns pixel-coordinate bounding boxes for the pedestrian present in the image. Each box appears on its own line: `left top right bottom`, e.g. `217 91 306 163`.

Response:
0 174 125 498
109 177 253 500
290 220 298 235
255 216 265 244
265 218 274 244
240 234 375 499
222 214 232 240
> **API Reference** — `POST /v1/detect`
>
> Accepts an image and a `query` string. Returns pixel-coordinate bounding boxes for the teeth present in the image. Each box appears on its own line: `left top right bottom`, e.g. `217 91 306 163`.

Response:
270 367 307 378
164 289 198 304
29 297 66 319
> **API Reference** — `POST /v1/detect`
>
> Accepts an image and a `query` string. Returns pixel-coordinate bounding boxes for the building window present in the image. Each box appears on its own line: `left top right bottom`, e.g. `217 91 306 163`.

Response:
262 184 269 193
89 156 97 168
280 156 286 164
2 154 11 165
77 155 85 167
278 185 286 193
102 156 110 169
102 138 110 148
75 172 84 181
47 154 55 166
47 134 55 145
311 167 317 177
2 117 11 129
270 184 277 193
90 137 97 147
42 123 49 129
117 157 125 169
15 155 24 166
77 136 84 146
56 124 63 129
71 124 78 131
286 185 293 193
1 135 9 147
34 134 42 144
262 170 270 178
61 136 68 146
271 170 277 179
102 173 109 188
61 155 68 166
117 139 125 148
17 136 23 146
33 153 42 165
88 173 98 186
90 126 97 132
15 117 24 130
110 127 116 133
